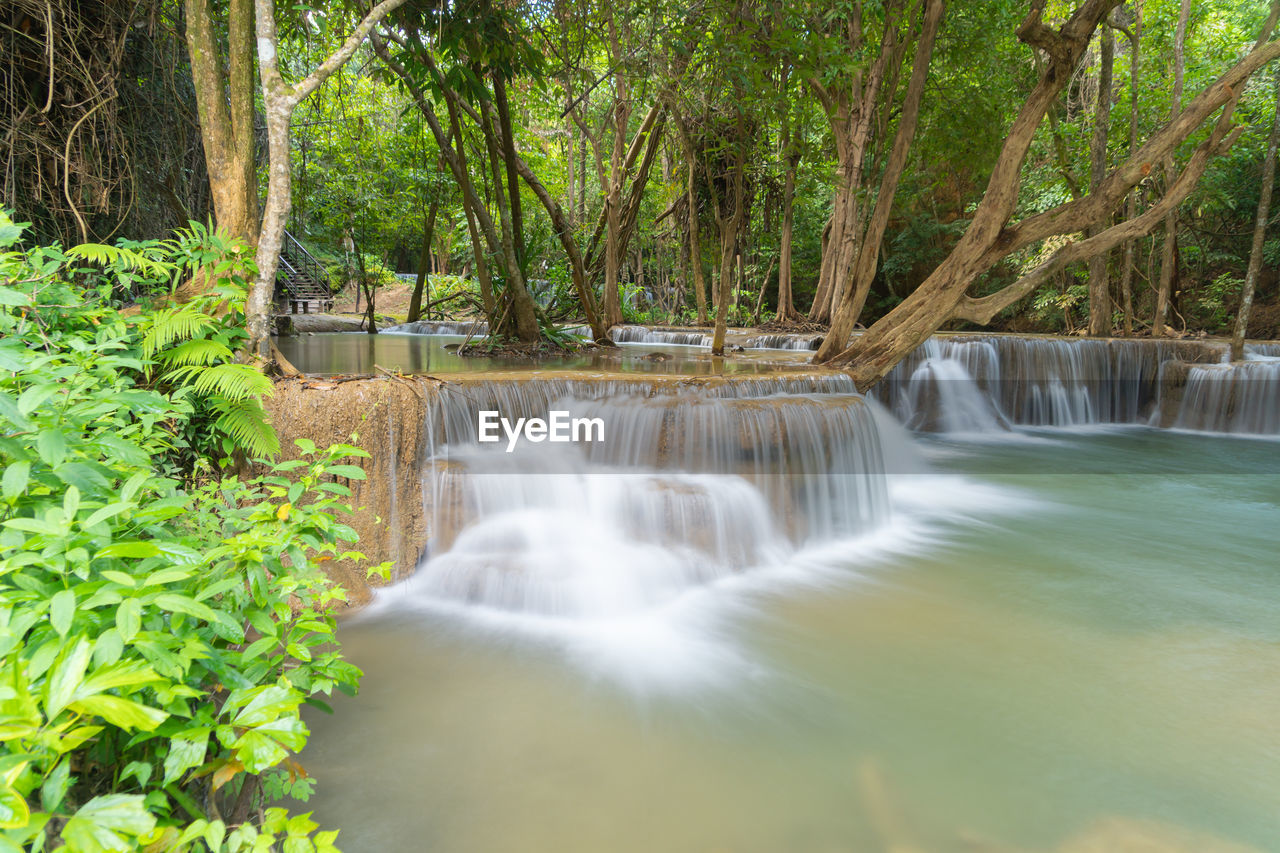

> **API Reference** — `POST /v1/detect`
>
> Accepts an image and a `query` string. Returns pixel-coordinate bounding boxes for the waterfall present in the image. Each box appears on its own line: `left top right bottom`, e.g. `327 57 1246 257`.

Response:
1174 360 1280 434
384 319 489 336
741 334 822 351
400 374 894 618
875 336 1229 430
610 326 713 346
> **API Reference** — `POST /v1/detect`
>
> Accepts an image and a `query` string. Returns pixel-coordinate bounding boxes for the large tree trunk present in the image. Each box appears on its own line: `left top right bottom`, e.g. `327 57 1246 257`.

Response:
712 153 747 355
478 99 540 341
1232 64 1280 361
822 0 1280 389
1154 0 1191 336
185 0 258 244
805 0 908 325
1118 1 1143 336
1086 23 1116 336
493 73 526 268
815 0 944 361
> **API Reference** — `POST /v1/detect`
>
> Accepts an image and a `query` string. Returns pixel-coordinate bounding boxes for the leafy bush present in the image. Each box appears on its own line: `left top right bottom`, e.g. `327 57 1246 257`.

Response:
1 213 373 851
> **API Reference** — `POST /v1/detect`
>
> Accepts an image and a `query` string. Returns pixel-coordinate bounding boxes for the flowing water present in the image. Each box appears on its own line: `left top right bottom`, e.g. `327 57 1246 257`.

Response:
291 331 1280 852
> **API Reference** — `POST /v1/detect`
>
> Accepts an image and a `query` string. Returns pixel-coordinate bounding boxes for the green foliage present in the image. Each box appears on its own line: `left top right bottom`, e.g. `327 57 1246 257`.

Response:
1194 272 1243 331
1 212 374 850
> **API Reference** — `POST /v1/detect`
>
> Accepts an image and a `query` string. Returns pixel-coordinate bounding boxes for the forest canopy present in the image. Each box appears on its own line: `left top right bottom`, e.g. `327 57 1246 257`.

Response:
2 0 1279 376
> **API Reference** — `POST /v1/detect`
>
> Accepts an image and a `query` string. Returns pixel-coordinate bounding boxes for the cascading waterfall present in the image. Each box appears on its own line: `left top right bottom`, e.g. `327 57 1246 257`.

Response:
609 326 713 346
398 375 895 618
1174 359 1280 434
741 334 822 351
384 319 489 336
876 335 1236 430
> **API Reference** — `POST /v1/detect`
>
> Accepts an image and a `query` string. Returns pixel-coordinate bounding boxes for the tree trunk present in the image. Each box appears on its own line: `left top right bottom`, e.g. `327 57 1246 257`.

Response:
1154 0 1190 336
246 0 410 359
478 98 539 341
1087 23 1116 336
673 112 709 324
815 0 944 360
712 152 746 355
185 0 258 244
493 72 526 268
1118 1 1143 336
1232 64 1280 361
777 149 799 321
822 0 1279 388
407 201 439 323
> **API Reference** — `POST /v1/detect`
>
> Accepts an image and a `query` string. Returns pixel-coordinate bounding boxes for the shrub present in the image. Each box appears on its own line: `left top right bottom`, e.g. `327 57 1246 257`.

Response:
1 212 372 851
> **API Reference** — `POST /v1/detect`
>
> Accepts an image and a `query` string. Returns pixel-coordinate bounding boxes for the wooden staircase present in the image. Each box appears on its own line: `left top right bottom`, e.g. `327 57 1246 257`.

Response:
276 231 333 314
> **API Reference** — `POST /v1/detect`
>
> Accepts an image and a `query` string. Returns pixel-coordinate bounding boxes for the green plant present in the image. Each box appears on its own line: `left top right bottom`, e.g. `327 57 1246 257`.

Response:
1194 272 1242 331
1 211 374 851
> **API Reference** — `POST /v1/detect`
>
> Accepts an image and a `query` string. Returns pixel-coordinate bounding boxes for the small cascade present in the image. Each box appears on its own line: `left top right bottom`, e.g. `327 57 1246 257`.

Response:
876 336 1226 430
403 374 894 618
610 326 713 346
742 334 822 351
384 319 489 336
1246 342 1280 359
1173 360 1280 434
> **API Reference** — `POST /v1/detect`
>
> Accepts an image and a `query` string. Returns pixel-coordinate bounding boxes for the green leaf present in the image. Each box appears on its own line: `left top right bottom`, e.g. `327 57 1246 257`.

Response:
17 383 60 416
44 636 92 720
115 598 141 642
154 594 218 623
68 694 167 731
83 502 133 528
0 784 29 830
1 461 29 500
61 794 156 851
96 541 160 559
40 759 71 812
0 287 29 307
163 734 209 786
36 429 68 466
326 465 367 480
49 589 75 636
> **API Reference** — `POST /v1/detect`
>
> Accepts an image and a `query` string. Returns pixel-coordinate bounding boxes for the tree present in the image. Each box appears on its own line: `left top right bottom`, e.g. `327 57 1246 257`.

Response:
246 0 413 360
1086 21 1116 336
810 0 945 360
1153 0 1191 336
185 0 258 245
819 0 1280 388
1232 63 1280 361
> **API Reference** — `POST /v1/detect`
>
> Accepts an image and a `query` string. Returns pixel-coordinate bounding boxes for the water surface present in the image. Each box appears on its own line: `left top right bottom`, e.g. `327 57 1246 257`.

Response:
300 427 1280 852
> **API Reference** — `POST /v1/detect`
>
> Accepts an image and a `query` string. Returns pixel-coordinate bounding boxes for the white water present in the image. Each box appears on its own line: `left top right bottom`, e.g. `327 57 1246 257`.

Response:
1175 359 1280 434
391 380 903 625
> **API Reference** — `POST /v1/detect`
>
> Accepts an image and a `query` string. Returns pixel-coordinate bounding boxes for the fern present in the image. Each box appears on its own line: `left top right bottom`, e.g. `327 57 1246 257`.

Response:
154 338 236 368
165 362 274 402
142 307 220 359
212 396 280 458
66 242 170 279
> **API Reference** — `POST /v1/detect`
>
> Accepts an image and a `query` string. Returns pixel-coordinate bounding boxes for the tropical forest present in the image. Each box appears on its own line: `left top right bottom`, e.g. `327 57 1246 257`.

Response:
2 0 1280 850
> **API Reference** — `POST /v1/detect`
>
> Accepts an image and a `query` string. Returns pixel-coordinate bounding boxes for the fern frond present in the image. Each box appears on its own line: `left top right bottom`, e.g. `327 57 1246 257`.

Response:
165 363 273 402
212 397 280 458
67 243 169 278
155 338 235 368
141 307 218 358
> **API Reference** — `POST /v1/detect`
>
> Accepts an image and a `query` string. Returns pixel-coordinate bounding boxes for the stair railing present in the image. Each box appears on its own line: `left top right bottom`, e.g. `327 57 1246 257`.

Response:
280 231 329 296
